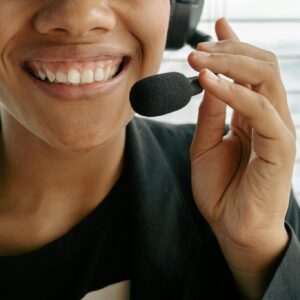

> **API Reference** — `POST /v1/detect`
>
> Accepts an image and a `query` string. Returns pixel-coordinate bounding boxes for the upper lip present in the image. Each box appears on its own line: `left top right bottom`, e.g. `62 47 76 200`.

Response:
21 44 131 63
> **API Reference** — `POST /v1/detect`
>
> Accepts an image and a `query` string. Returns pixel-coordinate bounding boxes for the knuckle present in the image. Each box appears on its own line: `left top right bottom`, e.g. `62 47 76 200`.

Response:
277 149 296 167
281 130 297 157
230 40 241 53
218 39 232 48
260 62 281 90
265 50 278 63
220 40 238 53
228 81 237 93
266 60 279 75
256 94 274 115
258 93 270 110
223 53 233 75
213 39 238 54
224 80 237 101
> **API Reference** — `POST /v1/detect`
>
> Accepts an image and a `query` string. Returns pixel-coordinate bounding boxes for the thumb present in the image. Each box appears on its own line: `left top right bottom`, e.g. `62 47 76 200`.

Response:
191 71 227 157
191 18 239 157
215 17 240 41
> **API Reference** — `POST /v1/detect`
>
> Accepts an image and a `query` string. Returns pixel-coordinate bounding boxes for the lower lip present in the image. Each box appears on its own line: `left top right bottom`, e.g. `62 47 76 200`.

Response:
21 59 130 102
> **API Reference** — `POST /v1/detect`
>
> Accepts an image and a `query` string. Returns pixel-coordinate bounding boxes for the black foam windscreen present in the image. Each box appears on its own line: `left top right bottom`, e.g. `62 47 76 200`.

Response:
129 72 203 117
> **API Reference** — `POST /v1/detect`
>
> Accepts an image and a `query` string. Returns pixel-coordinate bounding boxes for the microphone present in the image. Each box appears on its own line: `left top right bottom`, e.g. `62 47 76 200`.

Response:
129 72 203 117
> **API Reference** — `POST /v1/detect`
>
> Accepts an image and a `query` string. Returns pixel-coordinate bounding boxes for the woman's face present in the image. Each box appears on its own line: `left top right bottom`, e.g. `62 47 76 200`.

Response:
0 0 171 151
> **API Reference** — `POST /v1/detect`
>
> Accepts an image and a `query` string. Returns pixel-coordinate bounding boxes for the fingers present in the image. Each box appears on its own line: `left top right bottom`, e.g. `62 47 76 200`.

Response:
215 18 240 41
188 18 295 137
199 68 291 145
188 19 281 93
191 88 227 157
197 40 277 63
208 18 275 63
188 51 278 88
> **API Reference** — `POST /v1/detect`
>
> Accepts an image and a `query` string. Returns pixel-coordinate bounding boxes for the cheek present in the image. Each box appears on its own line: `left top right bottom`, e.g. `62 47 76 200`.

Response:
0 70 29 128
0 3 36 98
129 2 171 76
0 2 34 56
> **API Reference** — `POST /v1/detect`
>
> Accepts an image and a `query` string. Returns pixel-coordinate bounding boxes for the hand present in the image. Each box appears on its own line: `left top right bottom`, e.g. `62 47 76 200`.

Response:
187 18 296 298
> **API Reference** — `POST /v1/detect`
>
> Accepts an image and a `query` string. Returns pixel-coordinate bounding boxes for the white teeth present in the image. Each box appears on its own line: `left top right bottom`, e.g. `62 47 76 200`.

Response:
104 66 112 80
95 68 105 81
110 66 118 78
45 70 56 83
56 71 68 83
68 69 81 84
81 69 94 84
33 62 122 84
38 71 46 80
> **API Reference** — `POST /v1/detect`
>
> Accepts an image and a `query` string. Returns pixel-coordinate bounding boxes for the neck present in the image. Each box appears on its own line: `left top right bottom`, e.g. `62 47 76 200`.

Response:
0 110 126 213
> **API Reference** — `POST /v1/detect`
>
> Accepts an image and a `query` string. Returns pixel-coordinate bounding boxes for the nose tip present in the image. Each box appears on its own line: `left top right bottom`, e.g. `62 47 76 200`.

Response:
33 2 116 38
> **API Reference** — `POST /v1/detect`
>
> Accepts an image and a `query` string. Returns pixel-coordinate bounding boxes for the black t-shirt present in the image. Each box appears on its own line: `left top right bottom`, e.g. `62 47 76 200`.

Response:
0 168 131 300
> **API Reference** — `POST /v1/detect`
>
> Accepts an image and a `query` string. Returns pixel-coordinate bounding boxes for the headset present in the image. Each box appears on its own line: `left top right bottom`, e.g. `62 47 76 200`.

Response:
166 0 211 50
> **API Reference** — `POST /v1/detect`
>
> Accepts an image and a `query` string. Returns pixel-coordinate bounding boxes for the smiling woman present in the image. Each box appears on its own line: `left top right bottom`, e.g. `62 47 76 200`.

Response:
0 0 170 151
0 1 300 300
0 0 171 299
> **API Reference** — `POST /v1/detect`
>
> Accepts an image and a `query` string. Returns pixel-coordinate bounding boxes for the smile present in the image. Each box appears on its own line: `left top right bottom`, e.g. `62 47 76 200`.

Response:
20 56 131 102
22 57 129 86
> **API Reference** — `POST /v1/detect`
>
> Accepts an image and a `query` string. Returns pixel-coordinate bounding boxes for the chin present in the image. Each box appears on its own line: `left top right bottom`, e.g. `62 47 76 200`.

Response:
44 118 129 154
35 106 134 153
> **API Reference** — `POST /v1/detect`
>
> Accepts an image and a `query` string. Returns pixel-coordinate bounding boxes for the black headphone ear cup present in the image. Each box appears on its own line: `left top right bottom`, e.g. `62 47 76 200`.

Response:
166 0 205 50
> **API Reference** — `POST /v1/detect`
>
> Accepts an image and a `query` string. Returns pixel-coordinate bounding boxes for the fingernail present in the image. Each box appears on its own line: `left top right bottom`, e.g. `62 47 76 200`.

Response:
205 69 218 81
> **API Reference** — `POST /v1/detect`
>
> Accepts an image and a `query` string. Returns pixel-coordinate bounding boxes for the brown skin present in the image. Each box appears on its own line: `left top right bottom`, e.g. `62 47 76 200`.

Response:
0 1 295 298
0 0 170 254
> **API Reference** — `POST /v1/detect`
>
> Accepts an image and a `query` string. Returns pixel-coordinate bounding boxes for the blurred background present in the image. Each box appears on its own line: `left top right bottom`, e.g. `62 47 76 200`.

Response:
144 0 300 202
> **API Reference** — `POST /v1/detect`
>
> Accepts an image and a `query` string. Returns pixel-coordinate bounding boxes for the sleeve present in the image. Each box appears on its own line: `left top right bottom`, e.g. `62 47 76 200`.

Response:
262 189 300 299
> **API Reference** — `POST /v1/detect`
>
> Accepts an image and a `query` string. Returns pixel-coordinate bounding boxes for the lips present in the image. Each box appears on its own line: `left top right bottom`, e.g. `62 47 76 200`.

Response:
18 45 132 101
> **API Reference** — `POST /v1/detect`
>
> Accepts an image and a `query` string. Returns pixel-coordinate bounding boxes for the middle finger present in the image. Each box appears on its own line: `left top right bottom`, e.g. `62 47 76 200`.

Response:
198 40 277 63
188 51 280 94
